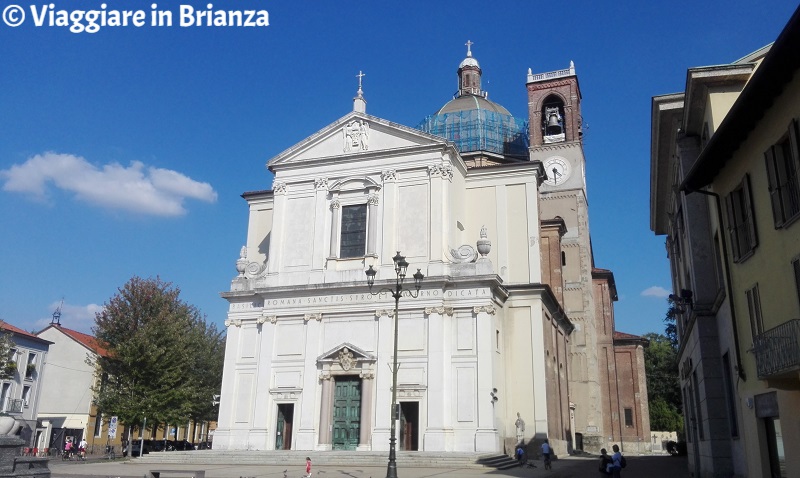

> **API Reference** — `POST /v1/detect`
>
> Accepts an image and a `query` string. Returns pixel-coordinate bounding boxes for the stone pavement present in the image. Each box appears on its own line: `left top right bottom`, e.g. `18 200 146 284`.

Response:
48 454 689 478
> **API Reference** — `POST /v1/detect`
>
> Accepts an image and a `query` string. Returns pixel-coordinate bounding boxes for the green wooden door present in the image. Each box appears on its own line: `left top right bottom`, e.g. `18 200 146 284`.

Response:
276 406 286 450
332 378 361 450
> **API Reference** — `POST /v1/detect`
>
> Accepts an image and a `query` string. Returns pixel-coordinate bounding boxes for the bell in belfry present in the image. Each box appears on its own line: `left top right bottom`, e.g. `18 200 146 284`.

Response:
544 106 563 135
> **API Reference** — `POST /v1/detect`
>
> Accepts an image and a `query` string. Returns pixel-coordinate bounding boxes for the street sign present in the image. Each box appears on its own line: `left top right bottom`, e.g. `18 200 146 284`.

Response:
108 416 118 439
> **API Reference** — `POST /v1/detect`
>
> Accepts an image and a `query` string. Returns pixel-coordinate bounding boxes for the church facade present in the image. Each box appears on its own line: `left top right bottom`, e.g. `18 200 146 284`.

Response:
215 46 648 456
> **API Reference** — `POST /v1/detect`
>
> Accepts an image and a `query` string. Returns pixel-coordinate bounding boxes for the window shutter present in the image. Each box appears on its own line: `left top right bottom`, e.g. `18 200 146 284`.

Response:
742 174 758 252
725 192 740 261
765 145 783 227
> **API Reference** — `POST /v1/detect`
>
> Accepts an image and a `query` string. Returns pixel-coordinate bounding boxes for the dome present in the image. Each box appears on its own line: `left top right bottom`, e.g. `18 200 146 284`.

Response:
415 42 529 159
436 94 512 116
459 56 480 69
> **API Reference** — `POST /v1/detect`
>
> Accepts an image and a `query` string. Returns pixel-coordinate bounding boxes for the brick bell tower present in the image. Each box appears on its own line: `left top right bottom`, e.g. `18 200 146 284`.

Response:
527 62 609 453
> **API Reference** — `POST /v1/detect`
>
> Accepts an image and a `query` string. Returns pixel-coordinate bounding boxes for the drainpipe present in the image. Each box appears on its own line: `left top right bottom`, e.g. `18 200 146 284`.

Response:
682 187 746 381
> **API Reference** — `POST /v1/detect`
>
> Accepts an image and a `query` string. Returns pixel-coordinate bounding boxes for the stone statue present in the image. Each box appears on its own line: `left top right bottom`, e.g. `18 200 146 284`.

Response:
359 120 370 150
515 412 525 443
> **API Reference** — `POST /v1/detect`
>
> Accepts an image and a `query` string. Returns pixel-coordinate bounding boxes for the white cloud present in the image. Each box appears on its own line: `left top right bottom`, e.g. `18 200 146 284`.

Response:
34 301 104 334
640 286 671 298
1 152 217 216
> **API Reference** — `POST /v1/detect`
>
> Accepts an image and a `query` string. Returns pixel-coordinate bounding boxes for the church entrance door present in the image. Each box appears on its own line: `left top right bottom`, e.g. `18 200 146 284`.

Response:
275 404 294 450
332 377 361 450
399 402 418 451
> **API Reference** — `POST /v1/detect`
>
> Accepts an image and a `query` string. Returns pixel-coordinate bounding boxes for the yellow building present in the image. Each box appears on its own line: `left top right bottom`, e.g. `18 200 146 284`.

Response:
652 5 800 477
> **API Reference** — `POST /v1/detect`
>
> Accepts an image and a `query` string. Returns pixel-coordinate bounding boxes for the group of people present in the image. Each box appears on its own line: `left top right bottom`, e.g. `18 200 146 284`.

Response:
62 438 87 460
599 444 625 476
513 437 626 475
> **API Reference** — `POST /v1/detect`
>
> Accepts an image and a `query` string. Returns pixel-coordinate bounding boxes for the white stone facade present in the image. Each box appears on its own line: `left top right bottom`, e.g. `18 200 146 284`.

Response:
215 111 573 455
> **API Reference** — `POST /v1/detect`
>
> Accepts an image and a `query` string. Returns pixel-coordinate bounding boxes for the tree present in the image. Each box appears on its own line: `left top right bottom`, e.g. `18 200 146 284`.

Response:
185 319 225 440
90 276 223 432
643 331 683 432
0 329 16 380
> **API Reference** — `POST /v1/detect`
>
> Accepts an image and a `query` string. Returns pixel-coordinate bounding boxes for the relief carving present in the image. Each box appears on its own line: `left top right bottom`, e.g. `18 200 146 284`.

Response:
314 177 329 190
304 313 323 323
338 347 355 371
473 305 496 315
428 162 454 181
343 119 370 152
272 181 287 194
381 169 397 182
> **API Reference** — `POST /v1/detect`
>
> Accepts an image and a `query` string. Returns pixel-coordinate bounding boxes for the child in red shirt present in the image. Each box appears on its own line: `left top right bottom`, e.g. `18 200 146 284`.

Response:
305 457 312 477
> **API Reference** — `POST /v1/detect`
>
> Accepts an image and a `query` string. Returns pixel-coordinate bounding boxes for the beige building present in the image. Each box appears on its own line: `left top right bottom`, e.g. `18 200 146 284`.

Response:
651 6 800 477
216 46 648 458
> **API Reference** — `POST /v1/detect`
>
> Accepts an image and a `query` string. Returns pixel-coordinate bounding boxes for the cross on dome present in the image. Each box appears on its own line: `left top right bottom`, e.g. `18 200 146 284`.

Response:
356 70 365 92
465 40 473 57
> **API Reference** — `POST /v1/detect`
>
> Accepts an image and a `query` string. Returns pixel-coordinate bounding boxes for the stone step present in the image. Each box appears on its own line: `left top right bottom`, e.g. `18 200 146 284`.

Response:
133 450 510 469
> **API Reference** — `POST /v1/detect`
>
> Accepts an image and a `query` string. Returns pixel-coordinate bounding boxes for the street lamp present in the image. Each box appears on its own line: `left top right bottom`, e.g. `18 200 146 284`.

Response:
365 252 424 478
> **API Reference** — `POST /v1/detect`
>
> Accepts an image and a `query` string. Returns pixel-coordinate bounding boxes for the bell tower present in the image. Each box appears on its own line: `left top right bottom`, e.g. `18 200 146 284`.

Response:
527 62 609 452
527 61 581 148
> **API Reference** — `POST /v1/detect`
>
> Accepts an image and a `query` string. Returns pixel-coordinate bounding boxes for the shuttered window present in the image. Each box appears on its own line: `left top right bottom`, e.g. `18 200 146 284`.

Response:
725 174 758 262
764 118 800 228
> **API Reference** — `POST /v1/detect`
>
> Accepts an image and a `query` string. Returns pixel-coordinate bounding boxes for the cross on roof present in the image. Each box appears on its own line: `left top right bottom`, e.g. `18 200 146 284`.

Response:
356 70 365 91
465 40 473 57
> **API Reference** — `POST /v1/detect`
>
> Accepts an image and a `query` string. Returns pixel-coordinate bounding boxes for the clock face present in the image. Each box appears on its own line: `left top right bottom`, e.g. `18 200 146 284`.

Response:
543 157 571 186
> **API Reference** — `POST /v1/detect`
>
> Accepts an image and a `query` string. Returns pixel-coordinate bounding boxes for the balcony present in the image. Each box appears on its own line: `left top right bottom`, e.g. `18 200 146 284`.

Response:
753 319 800 382
4 398 23 414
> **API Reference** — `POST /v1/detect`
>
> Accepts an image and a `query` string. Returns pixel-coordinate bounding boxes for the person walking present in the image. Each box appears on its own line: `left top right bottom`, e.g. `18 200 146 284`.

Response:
305 456 312 478
541 438 552 470
78 438 87 460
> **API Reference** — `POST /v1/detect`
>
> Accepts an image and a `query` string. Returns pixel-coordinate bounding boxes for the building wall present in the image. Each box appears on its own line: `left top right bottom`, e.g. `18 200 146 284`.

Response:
705 70 800 478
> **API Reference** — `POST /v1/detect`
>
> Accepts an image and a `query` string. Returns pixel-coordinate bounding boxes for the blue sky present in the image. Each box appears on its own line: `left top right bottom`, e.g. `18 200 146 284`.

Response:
1 1 796 337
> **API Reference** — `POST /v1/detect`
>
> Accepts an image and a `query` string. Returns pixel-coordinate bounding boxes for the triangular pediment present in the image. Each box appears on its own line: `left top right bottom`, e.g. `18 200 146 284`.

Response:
317 342 375 364
268 112 453 168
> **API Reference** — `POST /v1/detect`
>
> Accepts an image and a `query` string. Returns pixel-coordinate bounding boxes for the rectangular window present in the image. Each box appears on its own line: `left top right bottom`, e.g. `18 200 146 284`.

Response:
25 353 36 380
340 204 367 258
745 284 764 341
794 258 800 310
721 353 739 437
0 383 10 412
692 371 704 440
765 118 800 228
624 408 634 427
94 413 103 437
725 174 758 262
21 385 30 407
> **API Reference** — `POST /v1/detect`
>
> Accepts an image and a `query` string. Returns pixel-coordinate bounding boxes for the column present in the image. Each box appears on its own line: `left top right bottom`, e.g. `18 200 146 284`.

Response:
372 309 394 450
358 370 375 450
423 307 452 450
329 199 340 258
312 178 329 272
268 181 288 274
380 170 397 266
296 313 323 449
318 373 333 449
474 305 498 452
367 193 379 256
525 181 542 283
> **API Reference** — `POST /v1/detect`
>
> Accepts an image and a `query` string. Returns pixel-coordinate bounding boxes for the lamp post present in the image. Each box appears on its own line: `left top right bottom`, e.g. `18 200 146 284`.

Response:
365 252 424 478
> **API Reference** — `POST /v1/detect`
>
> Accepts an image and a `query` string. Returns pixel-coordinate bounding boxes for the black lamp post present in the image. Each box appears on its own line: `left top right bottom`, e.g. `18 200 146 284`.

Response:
365 252 424 478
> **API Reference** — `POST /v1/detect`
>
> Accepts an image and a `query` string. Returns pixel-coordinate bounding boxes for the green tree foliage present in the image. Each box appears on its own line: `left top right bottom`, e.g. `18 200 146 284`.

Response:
90 276 224 430
643 330 683 433
0 331 17 380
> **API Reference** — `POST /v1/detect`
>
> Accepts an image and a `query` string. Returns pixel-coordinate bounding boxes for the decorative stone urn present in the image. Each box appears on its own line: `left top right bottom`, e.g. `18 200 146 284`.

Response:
0 416 18 436
477 225 492 258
